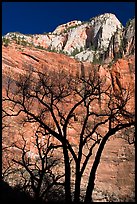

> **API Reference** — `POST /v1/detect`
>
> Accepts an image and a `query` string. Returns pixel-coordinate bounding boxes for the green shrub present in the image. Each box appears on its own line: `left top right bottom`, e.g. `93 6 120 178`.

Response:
126 18 131 27
12 34 17 41
58 50 67 55
88 44 96 51
35 45 45 50
63 24 79 33
20 40 28 46
79 46 84 52
70 47 80 56
2 38 10 47
92 54 103 64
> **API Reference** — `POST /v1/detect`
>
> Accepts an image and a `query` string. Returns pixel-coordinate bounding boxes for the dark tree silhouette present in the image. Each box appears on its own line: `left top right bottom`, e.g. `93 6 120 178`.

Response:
2 123 65 202
2 64 135 203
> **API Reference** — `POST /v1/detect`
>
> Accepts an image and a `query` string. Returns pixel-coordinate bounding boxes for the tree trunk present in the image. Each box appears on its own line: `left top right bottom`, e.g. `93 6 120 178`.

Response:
74 166 81 203
84 134 110 203
34 189 41 203
63 146 72 203
74 139 83 203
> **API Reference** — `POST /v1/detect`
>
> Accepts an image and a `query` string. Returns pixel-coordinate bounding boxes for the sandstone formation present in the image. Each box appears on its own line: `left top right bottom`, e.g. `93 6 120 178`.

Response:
2 13 135 202
3 13 135 63
52 20 82 35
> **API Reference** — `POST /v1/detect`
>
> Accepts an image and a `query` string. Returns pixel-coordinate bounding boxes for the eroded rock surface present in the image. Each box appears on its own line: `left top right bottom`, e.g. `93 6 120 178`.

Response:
2 12 135 202
3 13 135 63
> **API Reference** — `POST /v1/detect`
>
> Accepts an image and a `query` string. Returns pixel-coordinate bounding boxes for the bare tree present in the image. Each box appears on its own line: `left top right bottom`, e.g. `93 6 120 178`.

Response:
2 64 135 203
2 124 65 202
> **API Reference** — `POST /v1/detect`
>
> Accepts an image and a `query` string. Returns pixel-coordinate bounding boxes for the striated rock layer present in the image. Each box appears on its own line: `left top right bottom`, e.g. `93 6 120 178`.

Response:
2 41 135 202
3 13 135 63
2 12 135 202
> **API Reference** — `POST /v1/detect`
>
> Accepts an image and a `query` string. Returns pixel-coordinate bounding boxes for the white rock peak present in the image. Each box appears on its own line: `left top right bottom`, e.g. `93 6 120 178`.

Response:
3 13 134 63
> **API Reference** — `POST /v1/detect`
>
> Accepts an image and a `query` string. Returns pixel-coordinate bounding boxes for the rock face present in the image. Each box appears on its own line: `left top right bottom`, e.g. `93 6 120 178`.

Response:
89 13 123 51
3 13 135 63
53 20 82 35
123 18 135 55
2 41 135 202
106 27 123 61
2 12 135 202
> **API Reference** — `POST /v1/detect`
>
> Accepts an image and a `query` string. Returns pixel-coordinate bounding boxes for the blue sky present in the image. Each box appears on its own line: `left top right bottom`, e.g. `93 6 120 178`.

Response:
2 2 135 36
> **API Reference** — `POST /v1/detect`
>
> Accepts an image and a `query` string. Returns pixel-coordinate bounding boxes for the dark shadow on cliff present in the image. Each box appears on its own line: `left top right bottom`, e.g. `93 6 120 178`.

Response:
1 180 34 204
1 180 85 204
